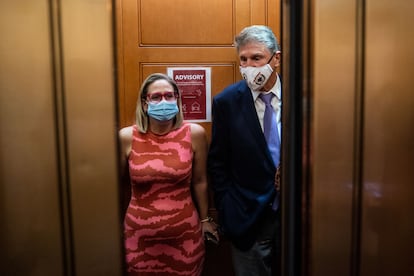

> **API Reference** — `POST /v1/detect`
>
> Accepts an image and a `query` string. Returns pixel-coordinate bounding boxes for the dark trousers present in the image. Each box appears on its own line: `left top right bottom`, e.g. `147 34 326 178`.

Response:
231 208 281 276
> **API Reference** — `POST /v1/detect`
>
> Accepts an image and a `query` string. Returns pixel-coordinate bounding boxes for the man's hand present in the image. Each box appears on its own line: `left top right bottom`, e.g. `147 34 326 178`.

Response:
274 166 281 191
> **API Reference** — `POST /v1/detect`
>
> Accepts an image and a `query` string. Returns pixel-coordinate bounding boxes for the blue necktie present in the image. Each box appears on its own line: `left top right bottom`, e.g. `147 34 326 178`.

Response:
259 93 280 211
260 93 280 166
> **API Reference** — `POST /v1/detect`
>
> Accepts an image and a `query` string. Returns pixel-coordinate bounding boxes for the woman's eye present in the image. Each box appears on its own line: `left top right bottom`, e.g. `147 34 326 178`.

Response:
151 95 161 101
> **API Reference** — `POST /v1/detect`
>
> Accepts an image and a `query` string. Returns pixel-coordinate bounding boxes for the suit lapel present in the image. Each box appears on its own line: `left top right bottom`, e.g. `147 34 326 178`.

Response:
236 83 275 166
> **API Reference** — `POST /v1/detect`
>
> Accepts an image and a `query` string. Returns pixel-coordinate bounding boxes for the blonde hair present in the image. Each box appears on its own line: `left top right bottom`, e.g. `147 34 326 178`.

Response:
135 73 184 132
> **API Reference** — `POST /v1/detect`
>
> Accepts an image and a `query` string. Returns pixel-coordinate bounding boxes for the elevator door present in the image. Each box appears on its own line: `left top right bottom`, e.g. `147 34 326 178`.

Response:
1 1 123 275
309 0 414 275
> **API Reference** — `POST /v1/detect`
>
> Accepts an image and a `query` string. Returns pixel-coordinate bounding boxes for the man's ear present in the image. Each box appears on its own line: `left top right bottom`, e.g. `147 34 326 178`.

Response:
274 51 281 68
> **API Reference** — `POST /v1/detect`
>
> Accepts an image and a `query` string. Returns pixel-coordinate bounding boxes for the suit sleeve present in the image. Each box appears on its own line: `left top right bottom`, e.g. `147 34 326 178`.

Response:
207 96 232 211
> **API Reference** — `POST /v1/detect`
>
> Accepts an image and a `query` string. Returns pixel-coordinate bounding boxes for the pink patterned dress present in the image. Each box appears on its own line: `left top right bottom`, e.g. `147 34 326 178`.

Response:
124 123 205 275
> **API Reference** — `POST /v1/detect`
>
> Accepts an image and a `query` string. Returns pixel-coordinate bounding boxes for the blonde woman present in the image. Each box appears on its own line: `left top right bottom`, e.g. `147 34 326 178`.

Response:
119 73 218 275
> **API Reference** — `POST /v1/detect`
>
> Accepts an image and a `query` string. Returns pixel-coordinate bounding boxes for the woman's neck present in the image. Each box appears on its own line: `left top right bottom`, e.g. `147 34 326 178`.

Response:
149 120 174 136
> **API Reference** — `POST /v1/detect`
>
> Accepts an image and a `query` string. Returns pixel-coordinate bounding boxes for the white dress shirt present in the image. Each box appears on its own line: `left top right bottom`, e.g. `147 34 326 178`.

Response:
252 75 282 139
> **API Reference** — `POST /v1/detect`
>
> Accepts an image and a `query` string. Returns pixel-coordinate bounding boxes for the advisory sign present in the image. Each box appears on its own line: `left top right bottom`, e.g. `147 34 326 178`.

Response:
167 67 211 122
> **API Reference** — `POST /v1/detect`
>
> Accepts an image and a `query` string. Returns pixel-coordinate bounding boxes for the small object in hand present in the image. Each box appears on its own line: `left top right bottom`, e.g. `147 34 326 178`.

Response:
204 232 219 245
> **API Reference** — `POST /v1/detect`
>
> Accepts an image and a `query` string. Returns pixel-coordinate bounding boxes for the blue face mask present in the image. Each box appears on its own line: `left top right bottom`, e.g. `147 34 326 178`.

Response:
147 100 179 121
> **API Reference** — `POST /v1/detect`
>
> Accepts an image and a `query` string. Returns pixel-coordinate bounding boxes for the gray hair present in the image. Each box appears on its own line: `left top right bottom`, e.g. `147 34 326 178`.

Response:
235 25 280 54
135 73 184 133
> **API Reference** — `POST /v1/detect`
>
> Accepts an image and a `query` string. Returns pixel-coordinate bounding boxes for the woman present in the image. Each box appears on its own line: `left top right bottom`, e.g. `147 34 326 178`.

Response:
119 73 218 275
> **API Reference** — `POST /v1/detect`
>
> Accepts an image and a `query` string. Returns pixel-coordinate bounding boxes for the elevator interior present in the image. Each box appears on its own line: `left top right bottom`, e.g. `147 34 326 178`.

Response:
1 0 414 275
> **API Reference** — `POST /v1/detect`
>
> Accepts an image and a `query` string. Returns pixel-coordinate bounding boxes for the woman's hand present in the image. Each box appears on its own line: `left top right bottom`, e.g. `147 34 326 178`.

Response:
201 218 220 244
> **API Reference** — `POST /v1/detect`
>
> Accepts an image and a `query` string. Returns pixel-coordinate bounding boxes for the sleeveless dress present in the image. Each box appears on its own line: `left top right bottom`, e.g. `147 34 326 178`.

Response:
124 123 205 275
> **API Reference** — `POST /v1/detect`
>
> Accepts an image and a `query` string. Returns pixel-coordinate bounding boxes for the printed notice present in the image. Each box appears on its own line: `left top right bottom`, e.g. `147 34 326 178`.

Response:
167 67 211 122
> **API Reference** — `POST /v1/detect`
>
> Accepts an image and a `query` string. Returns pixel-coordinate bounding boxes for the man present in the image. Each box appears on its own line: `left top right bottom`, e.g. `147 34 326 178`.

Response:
207 25 282 275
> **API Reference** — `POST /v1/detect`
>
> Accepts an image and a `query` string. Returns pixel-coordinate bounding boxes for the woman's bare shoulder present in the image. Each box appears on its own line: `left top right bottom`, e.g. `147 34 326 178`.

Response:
189 123 207 148
119 126 134 142
189 123 206 136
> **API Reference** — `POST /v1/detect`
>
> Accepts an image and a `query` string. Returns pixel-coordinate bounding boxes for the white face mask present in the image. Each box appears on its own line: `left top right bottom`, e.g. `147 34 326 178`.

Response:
239 63 274 91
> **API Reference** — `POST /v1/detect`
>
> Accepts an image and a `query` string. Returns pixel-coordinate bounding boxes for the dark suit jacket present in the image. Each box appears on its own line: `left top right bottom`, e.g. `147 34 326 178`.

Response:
207 80 278 250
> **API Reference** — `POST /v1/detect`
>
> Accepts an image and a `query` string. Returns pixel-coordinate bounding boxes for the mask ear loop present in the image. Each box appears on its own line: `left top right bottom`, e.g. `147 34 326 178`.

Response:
267 53 275 64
